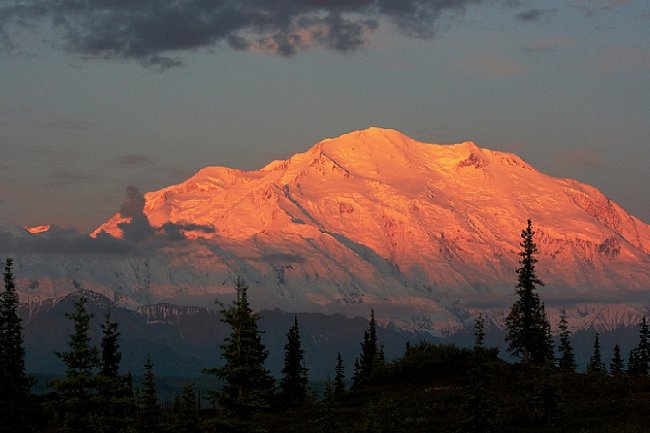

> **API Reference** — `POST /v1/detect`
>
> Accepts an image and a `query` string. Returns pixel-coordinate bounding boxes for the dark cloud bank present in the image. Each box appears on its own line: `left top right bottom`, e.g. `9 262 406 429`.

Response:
0 0 491 68
0 186 215 255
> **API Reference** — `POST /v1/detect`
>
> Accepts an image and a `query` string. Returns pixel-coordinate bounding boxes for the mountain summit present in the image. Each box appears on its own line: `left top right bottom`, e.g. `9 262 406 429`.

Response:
15 128 650 333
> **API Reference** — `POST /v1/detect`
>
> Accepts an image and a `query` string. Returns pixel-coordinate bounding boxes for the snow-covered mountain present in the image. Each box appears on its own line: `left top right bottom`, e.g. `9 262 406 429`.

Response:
5 127 650 334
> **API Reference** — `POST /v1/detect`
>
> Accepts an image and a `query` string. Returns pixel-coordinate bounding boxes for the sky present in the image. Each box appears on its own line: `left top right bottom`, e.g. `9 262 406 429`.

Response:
0 0 649 233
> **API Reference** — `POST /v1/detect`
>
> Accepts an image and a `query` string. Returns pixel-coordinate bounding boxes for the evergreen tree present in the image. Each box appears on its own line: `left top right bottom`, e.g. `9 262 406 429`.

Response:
317 378 340 433
609 343 625 376
627 348 643 376
137 355 161 433
174 382 201 433
352 309 382 388
100 313 121 377
204 276 274 419
556 308 576 373
634 316 649 375
505 219 553 364
279 316 309 406
96 313 135 433
459 314 494 433
586 333 606 375
474 313 486 352
54 295 101 433
334 352 346 397
0 258 33 433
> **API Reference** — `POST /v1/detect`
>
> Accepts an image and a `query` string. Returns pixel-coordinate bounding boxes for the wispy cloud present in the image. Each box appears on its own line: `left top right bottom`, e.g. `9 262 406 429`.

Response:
49 170 99 187
0 0 491 69
0 186 216 255
522 36 572 53
451 54 527 79
117 154 157 167
515 8 557 22
39 118 95 131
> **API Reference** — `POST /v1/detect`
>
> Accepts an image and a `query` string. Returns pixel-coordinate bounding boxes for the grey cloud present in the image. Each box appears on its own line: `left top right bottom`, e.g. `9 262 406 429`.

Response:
0 226 134 255
40 118 95 131
50 170 98 187
117 186 155 242
117 154 157 167
160 222 216 241
0 0 489 68
515 8 557 22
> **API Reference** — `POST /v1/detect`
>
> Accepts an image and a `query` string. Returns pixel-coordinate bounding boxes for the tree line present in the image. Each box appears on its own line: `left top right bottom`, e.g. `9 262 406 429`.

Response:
1 219 650 432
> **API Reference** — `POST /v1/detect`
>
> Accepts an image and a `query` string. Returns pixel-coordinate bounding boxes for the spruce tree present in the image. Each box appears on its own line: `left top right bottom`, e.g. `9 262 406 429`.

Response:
609 343 625 376
137 354 161 433
586 332 606 375
557 309 576 372
174 382 201 433
279 316 309 406
55 295 101 433
204 276 274 418
334 352 346 397
460 314 494 433
505 219 553 364
318 379 340 433
96 313 134 433
634 316 649 375
100 313 121 377
352 309 382 388
0 258 33 433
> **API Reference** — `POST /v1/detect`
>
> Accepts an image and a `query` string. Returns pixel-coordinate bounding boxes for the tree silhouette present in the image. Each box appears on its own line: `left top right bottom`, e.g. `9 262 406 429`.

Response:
609 344 625 376
353 309 382 388
0 258 33 433
279 316 309 406
334 352 346 397
557 309 576 372
204 276 274 419
505 219 553 364
586 333 606 375
55 295 101 433
137 354 161 433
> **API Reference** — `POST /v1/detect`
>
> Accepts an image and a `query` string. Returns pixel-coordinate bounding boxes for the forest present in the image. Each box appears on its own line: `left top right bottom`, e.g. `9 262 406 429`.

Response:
1 220 649 433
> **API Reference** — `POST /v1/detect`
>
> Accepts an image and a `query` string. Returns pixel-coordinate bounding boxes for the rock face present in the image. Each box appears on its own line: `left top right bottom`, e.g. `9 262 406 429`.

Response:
8 127 650 334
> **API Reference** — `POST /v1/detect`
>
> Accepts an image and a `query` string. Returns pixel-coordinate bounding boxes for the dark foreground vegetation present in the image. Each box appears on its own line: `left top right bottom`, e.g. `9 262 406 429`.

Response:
2 220 650 432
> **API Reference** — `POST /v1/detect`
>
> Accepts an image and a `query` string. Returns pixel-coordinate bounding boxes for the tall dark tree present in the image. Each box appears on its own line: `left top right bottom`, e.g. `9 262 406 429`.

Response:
204 276 274 418
474 313 486 352
609 343 625 376
334 352 346 397
55 295 101 433
279 316 309 406
634 316 649 375
137 354 161 433
96 313 134 433
0 258 33 433
317 379 340 433
460 314 494 433
557 309 576 372
100 313 121 377
505 219 553 364
174 382 201 433
352 309 382 388
586 333 606 376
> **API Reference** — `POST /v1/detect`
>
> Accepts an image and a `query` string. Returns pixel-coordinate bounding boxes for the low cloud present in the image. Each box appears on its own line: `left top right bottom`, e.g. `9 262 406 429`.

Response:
49 170 99 188
0 0 490 68
160 222 216 241
117 154 157 167
515 8 557 22
0 186 216 255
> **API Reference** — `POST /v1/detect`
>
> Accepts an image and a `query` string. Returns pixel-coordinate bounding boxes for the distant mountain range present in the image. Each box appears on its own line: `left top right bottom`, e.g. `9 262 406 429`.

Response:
4 127 650 338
